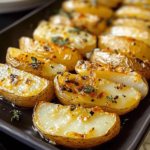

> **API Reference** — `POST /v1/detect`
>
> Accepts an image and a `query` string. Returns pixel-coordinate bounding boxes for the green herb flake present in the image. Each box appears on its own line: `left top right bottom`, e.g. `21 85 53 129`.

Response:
11 109 20 121
69 27 81 34
58 8 72 19
51 36 69 46
83 85 95 93
70 105 76 111
91 0 98 6
106 95 117 103
30 57 40 69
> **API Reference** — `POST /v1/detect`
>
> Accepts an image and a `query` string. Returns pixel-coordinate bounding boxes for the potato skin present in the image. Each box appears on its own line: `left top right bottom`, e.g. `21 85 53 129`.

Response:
33 101 120 148
62 0 113 19
98 35 150 62
54 73 141 115
0 64 54 107
19 37 82 71
6 47 67 81
115 6 150 21
90 50 150 80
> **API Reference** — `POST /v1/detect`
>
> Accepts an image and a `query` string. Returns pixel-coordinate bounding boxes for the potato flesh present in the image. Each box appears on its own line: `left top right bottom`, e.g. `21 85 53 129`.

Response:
115 6 150 21
6 48 67 80
35 102 116 138
103 27 150 47
0 64 48 97
19 37 82 71
62 0 113 18
57 73 141 109
75 61 148 99
33 21 96 56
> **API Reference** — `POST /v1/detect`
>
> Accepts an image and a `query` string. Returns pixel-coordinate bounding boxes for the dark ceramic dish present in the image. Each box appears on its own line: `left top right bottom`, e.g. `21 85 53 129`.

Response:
0 1 150 150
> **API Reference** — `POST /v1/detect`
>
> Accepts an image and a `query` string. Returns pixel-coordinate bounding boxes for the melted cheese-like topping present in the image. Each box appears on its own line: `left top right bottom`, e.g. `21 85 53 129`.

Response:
75 60 148 99
0 64 48 96
33 21 96 55
34 102 117 138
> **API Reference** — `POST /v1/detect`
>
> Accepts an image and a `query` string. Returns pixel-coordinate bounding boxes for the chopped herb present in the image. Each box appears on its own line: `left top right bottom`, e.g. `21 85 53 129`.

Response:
30 57 40 69
89 111 94 116
11 109 20 121
148 25 150 29
132 42 136 46
70 105 76 111
69 27 81 34
57 72 62 74
107 19 112 26
91 0 98 6
58 8 72 19
51 36 69 46
106 95 117 103
83 85 95 93
114 49 118 54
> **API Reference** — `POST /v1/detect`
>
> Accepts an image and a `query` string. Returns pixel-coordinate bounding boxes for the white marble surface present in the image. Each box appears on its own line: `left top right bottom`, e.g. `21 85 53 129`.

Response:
139 131 150 150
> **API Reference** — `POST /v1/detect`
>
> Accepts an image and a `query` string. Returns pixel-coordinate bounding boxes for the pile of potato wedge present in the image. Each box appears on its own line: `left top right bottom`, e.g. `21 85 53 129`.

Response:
1 0 150 148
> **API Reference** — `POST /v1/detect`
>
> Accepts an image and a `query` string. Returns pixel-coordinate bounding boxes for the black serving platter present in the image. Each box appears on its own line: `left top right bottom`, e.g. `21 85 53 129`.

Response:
0 0 150 150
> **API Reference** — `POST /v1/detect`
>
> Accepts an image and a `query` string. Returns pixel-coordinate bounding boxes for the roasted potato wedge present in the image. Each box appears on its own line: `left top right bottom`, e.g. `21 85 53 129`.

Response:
103 26 150 46
6 47 67 80
62 0 113 19
54 72 141 115
115 6 150 21
75 60 148 99
49 13 107 35
112 18 150 31
123 0 150 9
19 37 82 71
0 64 54 107
98 35 150 61
33 21 96 57
33 102 120 148
88 49 150 80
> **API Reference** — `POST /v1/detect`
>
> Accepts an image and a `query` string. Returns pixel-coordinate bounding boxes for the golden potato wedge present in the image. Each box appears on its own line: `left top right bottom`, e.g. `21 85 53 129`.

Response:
112 18 150 31
62 0 113 19
49 13 107 35
75 60 148 99
115 6 150 21
6 47 67 81
88 49 150 80
98 35 150 61
19 37 82 71
54 72 141 115
33 21 96 57
0 64 54 107
33 102 120 148
123 0 150 9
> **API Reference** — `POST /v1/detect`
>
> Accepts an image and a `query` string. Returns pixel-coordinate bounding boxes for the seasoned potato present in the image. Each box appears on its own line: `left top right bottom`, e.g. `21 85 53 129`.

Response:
115 6 150 21
54 72 141 115
75 60 148 99
0 64 54 107
33 21 96 57
98 35 150 61
33 102 120 148
6 47 67 81
88 49 150 80
62 0 113 19
19 37 82 71
112 18 150 31
49 13 107 35
123 0 150 9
